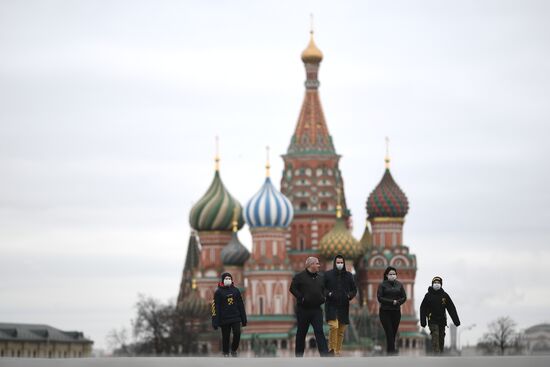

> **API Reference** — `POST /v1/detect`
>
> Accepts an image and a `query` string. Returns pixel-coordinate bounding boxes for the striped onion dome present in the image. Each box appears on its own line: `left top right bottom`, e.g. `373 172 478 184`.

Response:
244 177 294 228
221 230 250 266
366 168 409 218
180 283 210 319
189 170 244 231
319 214 361 261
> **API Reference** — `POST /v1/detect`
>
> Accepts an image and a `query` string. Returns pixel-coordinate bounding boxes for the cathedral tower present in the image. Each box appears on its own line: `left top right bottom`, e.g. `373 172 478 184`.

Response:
243 150 296 340
358 142 423 354
281 31 349 271
188 146 244 302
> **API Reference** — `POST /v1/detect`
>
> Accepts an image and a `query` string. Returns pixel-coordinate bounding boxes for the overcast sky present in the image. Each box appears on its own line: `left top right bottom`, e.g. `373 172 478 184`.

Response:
1 0 549 352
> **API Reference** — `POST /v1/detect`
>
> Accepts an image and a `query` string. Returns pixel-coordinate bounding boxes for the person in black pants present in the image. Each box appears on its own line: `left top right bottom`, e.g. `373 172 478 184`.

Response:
420 276 460 354
377 266 407 355
211 272 247 357
289 256 329 357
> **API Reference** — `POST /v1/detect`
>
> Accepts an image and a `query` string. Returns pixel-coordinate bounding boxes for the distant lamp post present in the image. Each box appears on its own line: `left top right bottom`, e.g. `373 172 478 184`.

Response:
458 324 476 354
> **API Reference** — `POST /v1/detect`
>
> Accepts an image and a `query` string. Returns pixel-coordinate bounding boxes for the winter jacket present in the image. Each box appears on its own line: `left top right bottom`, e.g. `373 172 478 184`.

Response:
323 257 357 324
211 284 247 329
289 269 326 309
377 279 407 311
419 286 460 327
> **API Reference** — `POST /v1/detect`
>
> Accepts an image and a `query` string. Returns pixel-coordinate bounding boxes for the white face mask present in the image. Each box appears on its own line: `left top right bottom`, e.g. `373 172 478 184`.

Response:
432 283 441 291
336 263 344 270
223 278 232 286
387 274 397 281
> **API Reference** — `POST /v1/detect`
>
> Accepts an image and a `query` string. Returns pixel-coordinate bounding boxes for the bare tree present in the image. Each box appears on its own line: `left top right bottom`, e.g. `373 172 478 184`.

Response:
477 316 521 355
132 294 173 354
106 327 130 356
129 294 207 355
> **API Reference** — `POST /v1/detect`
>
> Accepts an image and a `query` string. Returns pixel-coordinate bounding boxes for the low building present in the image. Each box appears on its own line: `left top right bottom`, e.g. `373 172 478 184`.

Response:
524 323 550 355
0 322 93 358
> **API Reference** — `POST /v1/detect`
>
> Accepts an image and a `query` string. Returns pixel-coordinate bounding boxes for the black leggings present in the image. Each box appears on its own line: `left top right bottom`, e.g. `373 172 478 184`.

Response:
379 309 401 354
221 322 241 355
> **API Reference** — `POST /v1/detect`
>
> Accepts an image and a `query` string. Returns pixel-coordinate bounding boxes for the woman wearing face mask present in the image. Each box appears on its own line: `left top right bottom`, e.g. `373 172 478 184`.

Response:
211 272 247 357
419 276 460 354
377 266 407 355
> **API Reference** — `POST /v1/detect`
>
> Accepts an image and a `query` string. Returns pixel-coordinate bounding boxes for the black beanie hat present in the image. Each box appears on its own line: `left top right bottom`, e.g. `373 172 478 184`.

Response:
221 272 232 282
432 276 443 285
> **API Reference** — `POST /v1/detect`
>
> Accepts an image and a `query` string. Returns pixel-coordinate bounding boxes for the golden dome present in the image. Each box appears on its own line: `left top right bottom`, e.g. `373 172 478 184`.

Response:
301 31 323 64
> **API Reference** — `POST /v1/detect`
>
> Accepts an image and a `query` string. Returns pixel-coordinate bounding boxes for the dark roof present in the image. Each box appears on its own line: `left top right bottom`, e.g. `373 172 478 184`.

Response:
0 323 93 344
525 323 550 334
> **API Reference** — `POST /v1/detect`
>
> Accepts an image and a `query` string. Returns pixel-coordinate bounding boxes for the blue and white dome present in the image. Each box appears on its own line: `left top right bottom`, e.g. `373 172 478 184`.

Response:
245 177 294 228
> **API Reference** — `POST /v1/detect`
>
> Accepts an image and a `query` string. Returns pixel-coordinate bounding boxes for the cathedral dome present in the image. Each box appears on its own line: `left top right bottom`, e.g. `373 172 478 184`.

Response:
189 170 244 231
221 229 250 266
180 282 210 319
245 177 294 228
319 209 360 261
366 168 409 219
301 31 323 64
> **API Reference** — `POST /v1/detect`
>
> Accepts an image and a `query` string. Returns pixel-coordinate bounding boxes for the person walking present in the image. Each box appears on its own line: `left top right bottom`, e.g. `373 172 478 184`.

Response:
324 254 357 356
211 272 247 357
377 266 407 355
289 256 329 357
420 276 460 354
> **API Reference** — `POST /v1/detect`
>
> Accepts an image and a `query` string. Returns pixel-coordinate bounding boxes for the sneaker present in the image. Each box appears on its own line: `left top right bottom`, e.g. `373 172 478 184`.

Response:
223 353 230 357
231 351 238 357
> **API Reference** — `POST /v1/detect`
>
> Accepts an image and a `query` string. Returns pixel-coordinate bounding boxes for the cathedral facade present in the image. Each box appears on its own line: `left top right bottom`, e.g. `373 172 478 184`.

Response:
176 31 425 356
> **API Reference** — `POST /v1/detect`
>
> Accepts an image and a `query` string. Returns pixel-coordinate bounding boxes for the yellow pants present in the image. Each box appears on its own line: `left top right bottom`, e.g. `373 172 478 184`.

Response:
327 319 347 355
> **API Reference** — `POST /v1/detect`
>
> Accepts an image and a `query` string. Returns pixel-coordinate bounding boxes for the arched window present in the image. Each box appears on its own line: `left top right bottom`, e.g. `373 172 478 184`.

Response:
320 202 328 210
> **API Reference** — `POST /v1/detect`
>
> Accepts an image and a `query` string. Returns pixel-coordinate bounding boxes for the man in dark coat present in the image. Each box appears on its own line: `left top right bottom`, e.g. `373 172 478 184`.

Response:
212 272 247 357
289 256 329 357
420 276 460 354
324 254 357 356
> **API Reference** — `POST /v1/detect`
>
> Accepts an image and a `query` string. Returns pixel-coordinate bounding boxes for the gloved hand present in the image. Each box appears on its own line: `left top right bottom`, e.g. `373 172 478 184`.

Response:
455 322 461 327
242 322 247 327
420 322 426 328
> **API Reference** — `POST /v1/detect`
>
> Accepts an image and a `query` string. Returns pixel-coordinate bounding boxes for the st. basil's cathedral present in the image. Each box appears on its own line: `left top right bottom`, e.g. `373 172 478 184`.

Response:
176 31 425 356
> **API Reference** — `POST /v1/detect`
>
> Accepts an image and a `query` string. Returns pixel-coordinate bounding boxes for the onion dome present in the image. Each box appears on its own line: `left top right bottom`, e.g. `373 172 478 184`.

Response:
189 168 244 231
319 205 360 261
366 140 409 218
245 177 293 228
244 147 294 228
180 280 210 319
221 220 250 266
301 31 323 64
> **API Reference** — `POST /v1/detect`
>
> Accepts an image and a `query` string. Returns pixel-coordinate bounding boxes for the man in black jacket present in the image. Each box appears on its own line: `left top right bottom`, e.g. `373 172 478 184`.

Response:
420 276 460 354
289 256 329 357
212 272 247 357
324 254 357 356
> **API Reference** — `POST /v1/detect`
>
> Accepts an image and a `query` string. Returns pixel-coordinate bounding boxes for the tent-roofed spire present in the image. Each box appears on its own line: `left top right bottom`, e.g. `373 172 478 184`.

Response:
286 29 335 156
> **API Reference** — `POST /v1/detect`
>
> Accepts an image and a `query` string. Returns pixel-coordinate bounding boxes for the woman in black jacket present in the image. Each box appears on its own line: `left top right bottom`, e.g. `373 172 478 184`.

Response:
377 266 407 355
211 272 247 357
